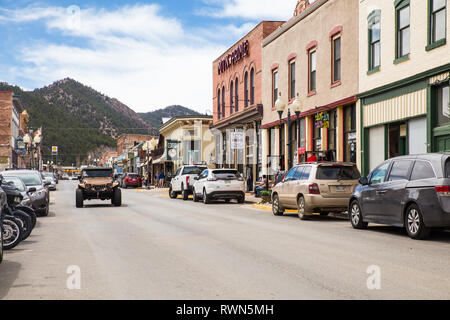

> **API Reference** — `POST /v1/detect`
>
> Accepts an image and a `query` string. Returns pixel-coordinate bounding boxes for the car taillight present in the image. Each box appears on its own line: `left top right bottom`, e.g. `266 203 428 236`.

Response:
309 183 320 195
435 186 450 196
186 176 190 186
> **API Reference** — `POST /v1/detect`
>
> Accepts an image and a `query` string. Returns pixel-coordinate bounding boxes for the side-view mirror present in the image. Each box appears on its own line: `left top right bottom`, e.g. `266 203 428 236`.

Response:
194 177 199 181
44 181 51 186
359 177 369 186
28 187 37 193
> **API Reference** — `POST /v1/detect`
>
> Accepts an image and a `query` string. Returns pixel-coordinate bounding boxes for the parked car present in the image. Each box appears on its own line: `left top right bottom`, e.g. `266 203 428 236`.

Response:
1 170 50 216
62 173 69 180
169 165 208 200
349 154 450 240
41 172 57 191
120 173 142 189
272 163 361 220
192 169 246 204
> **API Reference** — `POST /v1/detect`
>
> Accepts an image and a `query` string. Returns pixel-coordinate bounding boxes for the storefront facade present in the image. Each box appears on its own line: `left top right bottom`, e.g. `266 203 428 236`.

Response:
212 21 284 188
261 0 360 175
359 0 449 175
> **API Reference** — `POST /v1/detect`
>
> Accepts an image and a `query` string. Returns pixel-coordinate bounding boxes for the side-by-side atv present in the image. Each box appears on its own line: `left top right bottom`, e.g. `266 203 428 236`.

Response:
76 168 121 208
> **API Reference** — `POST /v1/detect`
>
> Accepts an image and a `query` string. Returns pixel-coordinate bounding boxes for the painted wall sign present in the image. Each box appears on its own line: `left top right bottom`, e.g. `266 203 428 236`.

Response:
218 40 249 75
315 112 330 129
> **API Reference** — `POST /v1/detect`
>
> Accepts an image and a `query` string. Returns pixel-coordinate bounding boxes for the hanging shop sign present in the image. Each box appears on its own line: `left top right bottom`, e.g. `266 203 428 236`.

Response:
218 40 249 75
167 140 180 161
315 112 330 129
230 132 245 150
52 146 58 155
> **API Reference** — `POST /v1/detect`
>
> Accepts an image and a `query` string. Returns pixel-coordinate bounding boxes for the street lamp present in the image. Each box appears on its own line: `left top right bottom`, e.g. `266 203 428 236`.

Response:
291 94 303 165
275 93 286 171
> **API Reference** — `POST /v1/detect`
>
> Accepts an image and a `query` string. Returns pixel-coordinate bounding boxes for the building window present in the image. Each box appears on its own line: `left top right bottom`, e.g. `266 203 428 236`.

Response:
332 37 341 83
221 86 225 118
230 81 234 114
217 88 221 119
272 70 279 107
396 1 410 60
289 61 296 100
244 71 249 108
327 110 337 160
309 50 317 93
250 68 255 105
235 78 239 112
344 104 357 163
429 0 447 46
437 84 450 126
368 12 381 72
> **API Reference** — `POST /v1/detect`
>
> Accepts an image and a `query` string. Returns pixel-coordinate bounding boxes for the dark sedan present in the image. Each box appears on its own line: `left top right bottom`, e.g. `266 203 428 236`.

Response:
1 170 50 216
349 153 450 240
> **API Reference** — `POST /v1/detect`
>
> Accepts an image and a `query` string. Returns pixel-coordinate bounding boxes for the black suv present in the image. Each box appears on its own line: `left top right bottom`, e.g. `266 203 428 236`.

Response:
350 153 450 240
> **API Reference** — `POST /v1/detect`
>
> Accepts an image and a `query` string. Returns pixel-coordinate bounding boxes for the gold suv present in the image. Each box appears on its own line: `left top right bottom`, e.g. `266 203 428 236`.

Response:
272 163 361 220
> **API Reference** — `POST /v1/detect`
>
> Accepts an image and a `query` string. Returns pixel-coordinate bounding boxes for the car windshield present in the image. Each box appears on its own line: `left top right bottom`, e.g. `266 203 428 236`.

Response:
212 170 241 180
316 165 361 180
83 170 112 178
6 173 42 186
128 174 138 179
3 177 26 192
42 173 54 178
183 167 207 175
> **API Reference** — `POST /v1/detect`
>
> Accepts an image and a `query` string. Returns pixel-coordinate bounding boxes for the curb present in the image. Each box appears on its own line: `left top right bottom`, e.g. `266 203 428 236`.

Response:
251 203 298 213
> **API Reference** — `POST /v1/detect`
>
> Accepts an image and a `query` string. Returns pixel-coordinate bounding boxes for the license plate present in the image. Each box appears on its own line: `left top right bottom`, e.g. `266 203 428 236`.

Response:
224 180 231 184
336 186 346 192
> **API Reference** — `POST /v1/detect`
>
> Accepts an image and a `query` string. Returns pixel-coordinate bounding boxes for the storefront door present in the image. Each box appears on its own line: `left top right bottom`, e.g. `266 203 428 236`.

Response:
437 135 450 152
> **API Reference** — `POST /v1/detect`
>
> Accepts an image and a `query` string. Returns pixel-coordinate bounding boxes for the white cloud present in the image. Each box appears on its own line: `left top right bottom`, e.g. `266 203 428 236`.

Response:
199 0 295 20
0 4 230 113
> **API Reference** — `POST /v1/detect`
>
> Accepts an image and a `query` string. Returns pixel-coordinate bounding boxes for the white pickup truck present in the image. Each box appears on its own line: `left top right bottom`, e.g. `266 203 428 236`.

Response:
169 165 208 200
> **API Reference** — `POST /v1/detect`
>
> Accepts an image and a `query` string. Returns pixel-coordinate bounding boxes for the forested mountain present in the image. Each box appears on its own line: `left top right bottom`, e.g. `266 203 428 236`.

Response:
138 105 202 129
0 83 115 166
0 79 203 166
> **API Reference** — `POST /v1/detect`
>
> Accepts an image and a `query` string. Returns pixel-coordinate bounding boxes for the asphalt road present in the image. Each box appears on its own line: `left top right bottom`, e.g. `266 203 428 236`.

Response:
2 180 450 300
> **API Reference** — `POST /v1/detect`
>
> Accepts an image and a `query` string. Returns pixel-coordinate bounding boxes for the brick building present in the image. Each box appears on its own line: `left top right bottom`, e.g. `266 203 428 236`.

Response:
0 91 25 170
117 134 153 155
211 21 284 189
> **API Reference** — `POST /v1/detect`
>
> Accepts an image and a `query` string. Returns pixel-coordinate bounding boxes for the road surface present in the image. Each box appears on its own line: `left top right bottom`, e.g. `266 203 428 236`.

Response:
2 180 450 299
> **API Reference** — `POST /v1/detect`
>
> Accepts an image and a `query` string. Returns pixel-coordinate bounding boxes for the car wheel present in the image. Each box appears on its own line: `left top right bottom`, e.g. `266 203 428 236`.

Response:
76 189 84 208
40 202 50 217
297 196 310 220
113 188 122 207
203 189 210 204
224 199 231 203
405 204 430 240
350 200 368 230
169 187 177 199
272 194 284 216
193 188 199 202
182 185 189 201
237 196 245 204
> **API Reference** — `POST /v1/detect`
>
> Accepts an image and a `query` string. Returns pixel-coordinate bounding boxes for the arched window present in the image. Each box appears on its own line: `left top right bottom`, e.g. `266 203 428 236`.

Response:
244 71 249 108
250 68 255 105
235 78 239 112
230 81 234 114
222 86 225 118
217 88 221 119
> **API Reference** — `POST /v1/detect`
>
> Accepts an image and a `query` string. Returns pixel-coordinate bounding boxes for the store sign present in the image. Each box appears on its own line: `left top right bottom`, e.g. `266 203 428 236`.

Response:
230 132 245 150
218 40 249 75
167 140 179 161
315 112 330 129
52 146 58 155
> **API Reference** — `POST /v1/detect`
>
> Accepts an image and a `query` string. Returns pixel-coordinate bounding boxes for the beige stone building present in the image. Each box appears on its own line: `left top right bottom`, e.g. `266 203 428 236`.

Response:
358 0 449 175
261 0 359 174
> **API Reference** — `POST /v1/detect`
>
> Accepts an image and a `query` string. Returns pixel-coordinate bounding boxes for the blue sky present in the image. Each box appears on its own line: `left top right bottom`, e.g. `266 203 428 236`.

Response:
0 0 294 113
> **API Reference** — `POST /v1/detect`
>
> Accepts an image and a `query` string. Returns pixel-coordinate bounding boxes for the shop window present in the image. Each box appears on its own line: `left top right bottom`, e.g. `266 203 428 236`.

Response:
272 70 279 107
428 0 447 49
313 117 322 152
289 61 296 100
299 118 306 149
368 11 381 72
308 50 317 93
327 110 337 160
235 78 239 112
437 84 450 126
332 37 341 83
250 68 255 105
244 71 249 108
395 1 410 61
344 104 357 163
389 122 408 158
